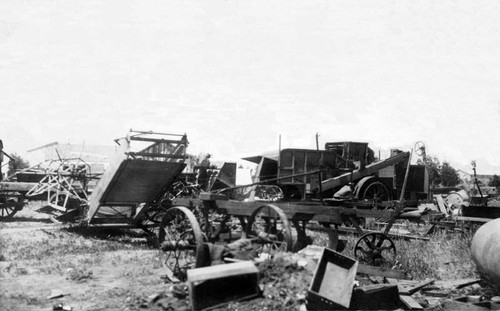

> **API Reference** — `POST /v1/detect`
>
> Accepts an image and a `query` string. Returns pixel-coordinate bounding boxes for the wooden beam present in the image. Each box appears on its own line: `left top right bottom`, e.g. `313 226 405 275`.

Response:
322 152 409 191
129 136 185 144
125 152 185 159
453 216 494 223
0 182 38 192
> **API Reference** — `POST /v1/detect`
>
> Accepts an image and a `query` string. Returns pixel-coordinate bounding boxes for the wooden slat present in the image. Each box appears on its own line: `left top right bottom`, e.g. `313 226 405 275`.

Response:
0 181 38 192
187 261 258 282
433 195 449 214
455 279 482 289
126 152 185 159
130 136 185 144
453 216 494 223
400 295 424 310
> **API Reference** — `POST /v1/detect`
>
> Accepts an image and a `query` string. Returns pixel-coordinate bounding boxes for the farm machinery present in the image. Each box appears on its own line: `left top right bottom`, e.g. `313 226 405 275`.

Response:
0 131 188 225
0 139 39 220
155 141 430 281
1 133 431 282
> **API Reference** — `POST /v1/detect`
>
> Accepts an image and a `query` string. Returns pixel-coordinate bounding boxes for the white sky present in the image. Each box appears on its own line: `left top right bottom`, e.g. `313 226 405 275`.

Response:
1 0 500 174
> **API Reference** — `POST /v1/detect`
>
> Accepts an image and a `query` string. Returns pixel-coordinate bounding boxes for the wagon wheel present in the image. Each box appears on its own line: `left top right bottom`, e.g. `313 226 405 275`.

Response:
158 206 207 281
0 193 19 220
191 204 213 241
354 232 396 266
362 181 391 202
245 204 293 254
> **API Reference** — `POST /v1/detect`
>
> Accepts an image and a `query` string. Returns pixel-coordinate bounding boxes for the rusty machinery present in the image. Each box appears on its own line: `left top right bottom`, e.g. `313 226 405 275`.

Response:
156 142 428 281
0 139 38 220
0 131 189 225
2 134 430 282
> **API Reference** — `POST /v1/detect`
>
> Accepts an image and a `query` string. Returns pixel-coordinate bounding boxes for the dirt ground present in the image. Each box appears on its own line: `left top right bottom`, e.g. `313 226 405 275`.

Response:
0 202 179 311
1 202 498 311
0 202 318 311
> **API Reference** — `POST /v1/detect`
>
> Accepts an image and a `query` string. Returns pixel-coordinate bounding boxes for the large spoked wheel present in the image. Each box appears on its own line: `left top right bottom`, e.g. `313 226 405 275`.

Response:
0 193 21 221
0 202 18 220
158 206 206 281
245 204 293 254
354 232 396 266
362 181 391 202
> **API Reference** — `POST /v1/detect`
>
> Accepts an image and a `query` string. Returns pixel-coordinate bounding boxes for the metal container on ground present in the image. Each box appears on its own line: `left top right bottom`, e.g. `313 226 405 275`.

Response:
471 218 500 286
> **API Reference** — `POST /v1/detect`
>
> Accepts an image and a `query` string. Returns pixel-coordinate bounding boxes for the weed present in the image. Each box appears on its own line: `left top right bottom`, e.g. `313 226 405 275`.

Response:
395 229 476 280
304 222 477 280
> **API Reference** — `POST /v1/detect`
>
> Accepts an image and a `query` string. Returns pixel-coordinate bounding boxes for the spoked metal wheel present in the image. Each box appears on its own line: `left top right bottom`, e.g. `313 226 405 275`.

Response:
0 196 18 220
362 181 391 202
354 232 396 266
158 206 207 281
0 193 23 221
245 204 293 254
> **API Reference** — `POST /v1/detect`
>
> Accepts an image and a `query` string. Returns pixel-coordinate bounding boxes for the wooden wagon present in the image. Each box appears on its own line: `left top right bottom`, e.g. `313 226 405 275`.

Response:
156 149 418 281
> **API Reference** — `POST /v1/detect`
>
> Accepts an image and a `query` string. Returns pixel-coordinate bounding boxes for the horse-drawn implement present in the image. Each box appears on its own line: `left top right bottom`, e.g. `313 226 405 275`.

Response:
2 133 430 283
0 130 189 227
156 143 428 281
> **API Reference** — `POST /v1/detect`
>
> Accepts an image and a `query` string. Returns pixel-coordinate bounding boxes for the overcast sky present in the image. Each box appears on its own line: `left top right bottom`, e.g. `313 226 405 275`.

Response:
1 0 500 174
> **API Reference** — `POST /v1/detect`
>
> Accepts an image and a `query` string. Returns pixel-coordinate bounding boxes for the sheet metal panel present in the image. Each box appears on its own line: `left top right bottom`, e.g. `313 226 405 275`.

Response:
100 159 185 203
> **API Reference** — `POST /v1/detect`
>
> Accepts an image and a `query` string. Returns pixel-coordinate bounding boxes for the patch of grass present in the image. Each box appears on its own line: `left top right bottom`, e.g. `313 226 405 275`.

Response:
305 222 478 280
1 229 150 262
396 229 477 280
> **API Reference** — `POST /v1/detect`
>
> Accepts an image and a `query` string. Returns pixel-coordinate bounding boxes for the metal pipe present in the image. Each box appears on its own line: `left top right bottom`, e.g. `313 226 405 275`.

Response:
471 218 500 285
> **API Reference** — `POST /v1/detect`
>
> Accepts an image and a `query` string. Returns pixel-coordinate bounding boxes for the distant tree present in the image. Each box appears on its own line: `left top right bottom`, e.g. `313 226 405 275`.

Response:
440 162 460 187
418 156 441 187
7 153 30 176
488 175 500 187
417 156 460 187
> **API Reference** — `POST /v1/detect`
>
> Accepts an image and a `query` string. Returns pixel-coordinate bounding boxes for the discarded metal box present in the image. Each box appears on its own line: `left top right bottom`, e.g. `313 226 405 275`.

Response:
307 247 358 310
349 284 400 310
187 261 260 311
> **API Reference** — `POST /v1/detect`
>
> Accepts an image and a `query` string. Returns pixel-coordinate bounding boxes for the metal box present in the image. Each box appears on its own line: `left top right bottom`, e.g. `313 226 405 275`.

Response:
187 261 260 311
307 247 358 310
